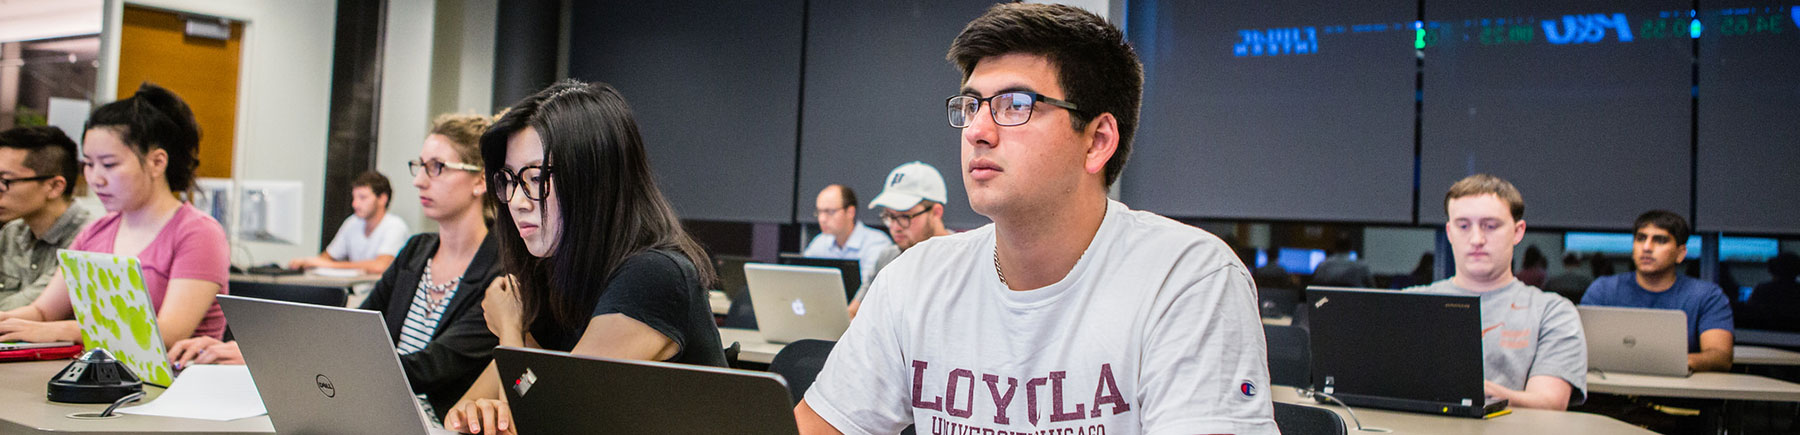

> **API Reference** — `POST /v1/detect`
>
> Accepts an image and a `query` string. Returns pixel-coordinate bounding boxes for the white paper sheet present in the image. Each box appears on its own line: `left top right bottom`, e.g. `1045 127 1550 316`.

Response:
118 364 267 421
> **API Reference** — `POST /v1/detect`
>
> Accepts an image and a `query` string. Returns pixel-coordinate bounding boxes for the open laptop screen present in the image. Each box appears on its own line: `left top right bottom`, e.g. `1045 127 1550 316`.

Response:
1307 287 1484 406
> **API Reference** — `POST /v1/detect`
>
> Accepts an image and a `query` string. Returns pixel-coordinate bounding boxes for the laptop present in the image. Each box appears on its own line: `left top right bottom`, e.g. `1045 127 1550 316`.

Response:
495 346 797 434
216 295 457 435
0 341 76 351
745 263 851 343
778 253 861 302
1306 286 1507 418
1579 306 1691 377
714 254 753 301
58 250 174 386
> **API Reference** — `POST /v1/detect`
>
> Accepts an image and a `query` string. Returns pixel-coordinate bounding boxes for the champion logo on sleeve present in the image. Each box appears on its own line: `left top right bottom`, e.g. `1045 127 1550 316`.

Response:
1239 380 1258 398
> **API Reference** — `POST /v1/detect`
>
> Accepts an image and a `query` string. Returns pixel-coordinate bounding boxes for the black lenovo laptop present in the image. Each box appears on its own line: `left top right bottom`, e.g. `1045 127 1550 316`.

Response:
778 253 861 301
495 346 799 434
1305 286 1508 418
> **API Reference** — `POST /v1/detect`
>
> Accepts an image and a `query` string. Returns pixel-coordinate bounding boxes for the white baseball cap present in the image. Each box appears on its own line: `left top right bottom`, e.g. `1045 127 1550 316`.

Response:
869 161 947 211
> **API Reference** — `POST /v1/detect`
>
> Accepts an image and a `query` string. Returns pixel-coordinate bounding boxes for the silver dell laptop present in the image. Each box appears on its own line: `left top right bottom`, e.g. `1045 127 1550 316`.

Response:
745 263 850 343
1579 306 1692 377
217 295 457 435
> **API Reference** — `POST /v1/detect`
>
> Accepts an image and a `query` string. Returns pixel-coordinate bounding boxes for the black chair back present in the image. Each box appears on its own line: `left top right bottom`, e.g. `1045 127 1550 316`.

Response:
768 339 835 404
227 281 350 307
1264 324 1311 388
1274 401 1347 435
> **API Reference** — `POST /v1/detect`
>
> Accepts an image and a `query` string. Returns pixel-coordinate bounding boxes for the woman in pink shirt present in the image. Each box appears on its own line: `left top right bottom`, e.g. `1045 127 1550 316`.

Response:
0 83 230 349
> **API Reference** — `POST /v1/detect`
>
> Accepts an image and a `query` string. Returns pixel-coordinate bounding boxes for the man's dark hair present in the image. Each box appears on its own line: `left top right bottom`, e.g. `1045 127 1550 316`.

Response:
351 171 393 208
828 184 858 210
1634 210 1691 246
947 3 1142 187
0 126 80 198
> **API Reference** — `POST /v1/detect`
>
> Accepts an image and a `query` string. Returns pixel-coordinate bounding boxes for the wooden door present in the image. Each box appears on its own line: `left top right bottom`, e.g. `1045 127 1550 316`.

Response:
115 5 242 179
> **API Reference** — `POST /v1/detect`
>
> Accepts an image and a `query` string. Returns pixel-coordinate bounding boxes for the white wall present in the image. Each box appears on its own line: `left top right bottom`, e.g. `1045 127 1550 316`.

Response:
375 0 440 234
381 0 498 235
100 0 337 266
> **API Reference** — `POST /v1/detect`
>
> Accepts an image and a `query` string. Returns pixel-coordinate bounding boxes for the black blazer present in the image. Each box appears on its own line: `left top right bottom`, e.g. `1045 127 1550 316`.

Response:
359 232 501 419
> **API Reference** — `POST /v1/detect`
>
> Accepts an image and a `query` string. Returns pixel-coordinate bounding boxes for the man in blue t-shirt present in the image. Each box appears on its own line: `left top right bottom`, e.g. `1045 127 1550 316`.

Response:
1581 210 1734 372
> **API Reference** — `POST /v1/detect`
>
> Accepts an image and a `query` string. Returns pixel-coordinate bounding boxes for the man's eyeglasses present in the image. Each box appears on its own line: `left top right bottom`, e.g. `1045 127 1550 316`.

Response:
880 203 935 230
815 205 850 218
946 91 1082 129
492 165 553 203
0 175 55 193
408 159 481 177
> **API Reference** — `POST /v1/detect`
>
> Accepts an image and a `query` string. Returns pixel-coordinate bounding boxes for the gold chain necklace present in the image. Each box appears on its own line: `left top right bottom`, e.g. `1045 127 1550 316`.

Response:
994 244 1007 286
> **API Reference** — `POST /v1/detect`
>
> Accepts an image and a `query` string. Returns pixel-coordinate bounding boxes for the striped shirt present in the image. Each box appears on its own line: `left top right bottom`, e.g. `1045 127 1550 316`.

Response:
397 260 461 424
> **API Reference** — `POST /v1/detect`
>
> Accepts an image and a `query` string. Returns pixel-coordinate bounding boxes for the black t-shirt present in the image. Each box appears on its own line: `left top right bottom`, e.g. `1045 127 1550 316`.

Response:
529 249 726 367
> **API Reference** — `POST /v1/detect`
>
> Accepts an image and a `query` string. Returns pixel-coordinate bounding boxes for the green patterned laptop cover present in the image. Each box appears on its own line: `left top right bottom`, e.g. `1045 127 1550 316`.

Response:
58 249 174 386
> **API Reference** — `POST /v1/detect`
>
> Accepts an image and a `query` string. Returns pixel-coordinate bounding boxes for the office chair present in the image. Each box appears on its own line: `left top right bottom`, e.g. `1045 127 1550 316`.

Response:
768 339 835 404
1275 401 1348 435
1264 324 1311 388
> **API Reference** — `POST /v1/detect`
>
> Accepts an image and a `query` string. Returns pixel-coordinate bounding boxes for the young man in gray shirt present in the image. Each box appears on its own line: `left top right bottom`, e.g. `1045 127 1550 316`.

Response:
1406 174 1587 410
0 127 94 310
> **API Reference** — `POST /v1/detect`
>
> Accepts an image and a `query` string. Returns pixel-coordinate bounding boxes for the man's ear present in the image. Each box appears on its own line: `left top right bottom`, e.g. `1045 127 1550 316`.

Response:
1082 113 1119 178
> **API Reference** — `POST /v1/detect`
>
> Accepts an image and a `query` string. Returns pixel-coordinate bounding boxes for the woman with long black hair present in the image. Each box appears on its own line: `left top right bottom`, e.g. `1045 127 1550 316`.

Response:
445 80 722 434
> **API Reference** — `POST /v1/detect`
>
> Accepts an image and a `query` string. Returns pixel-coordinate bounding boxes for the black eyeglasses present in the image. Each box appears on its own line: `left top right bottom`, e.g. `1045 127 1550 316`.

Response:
492 165 554 202
880 203 936 230
946 91 1083 128
0 175 55 193
408 159 481 177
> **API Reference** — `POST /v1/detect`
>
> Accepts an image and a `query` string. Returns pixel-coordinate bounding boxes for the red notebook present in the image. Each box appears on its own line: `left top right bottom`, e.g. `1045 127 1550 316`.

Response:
0 343 84 362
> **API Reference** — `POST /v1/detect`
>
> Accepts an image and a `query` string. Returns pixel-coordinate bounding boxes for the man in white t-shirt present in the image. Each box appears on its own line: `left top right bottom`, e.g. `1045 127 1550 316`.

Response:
794 4 1276 434
288 171 410 274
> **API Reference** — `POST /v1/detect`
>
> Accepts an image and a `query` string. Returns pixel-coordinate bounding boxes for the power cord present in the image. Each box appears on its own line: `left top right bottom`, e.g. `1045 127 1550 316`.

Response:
1295 387 1392 433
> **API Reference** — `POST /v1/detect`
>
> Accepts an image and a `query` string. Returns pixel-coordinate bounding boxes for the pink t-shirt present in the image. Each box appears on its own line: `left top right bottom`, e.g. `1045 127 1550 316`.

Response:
61 204 231 340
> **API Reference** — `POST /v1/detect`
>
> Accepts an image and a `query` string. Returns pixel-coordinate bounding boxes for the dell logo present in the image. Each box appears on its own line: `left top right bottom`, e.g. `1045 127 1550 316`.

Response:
1622 336 1637 348
315 374 336 398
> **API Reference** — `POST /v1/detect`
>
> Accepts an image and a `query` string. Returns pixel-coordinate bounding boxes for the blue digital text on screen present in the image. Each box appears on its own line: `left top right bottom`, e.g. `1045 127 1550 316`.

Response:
1233 27 1319 57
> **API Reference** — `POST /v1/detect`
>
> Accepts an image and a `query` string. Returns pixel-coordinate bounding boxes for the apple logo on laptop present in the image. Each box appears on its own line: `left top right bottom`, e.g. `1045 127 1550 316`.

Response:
791 298 808 316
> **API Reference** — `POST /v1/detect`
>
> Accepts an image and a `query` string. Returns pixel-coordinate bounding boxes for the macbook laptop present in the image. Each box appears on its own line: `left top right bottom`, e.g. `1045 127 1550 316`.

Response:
216 295 456 435
1579 306 1691 377
59 250 174 386
495 346 797 434
745 263 850 343
1306 286 1507 418
777 253 861 302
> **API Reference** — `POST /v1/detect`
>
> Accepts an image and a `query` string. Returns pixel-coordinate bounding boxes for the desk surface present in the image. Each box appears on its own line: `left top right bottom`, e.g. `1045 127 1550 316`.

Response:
719 327 783 365
228 272 381 288
1736 345 1800 366
0 361 273 434
1586 371 1800 402
1273 388 1653 434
